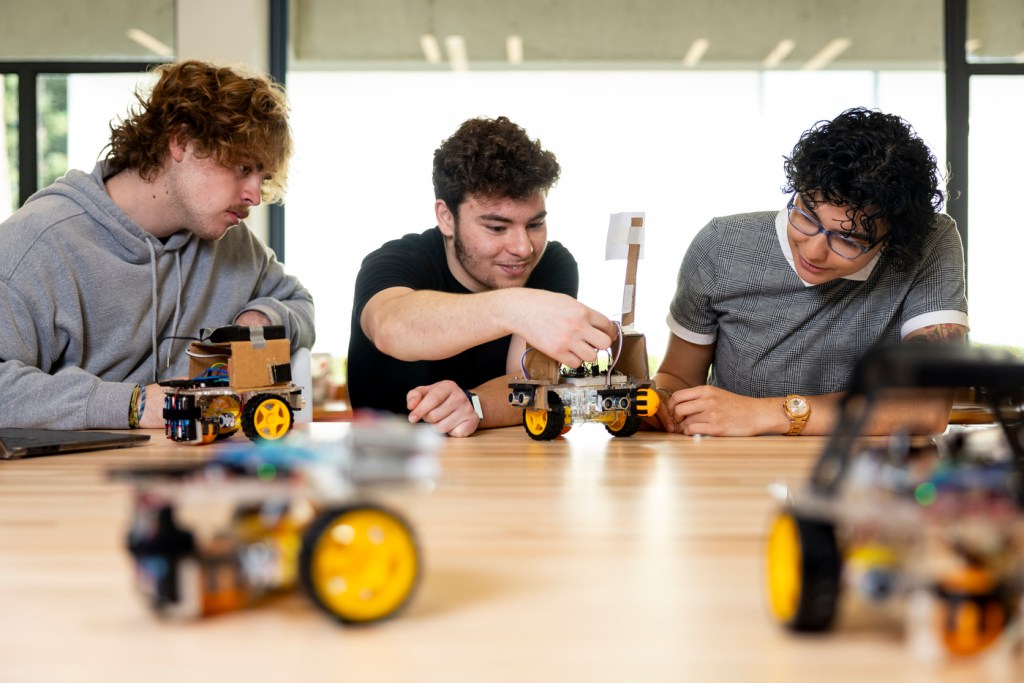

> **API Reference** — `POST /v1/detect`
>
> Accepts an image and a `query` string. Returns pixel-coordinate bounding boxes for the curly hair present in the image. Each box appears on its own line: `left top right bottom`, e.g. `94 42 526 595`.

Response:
432 116 561 218
783 107 944 270
106 60 292 203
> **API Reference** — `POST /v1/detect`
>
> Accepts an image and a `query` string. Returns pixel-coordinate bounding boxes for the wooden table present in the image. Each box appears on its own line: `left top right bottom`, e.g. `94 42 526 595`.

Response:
0 424 1016 682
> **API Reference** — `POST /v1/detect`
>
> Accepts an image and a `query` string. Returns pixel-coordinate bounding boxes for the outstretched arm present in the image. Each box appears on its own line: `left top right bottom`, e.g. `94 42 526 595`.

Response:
655 324 968 437
361 286 615 368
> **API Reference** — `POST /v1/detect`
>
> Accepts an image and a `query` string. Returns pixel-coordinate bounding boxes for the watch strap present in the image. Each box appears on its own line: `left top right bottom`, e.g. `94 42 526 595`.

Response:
783 394 810 436
464 390 484 420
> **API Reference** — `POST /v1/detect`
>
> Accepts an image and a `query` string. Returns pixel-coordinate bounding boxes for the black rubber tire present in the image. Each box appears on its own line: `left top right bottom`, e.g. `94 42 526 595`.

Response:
766 512 842 632
523 392 566 441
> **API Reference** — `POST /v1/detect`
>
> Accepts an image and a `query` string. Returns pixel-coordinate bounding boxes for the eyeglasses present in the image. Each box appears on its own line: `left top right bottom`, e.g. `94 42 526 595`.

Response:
786 193 884 260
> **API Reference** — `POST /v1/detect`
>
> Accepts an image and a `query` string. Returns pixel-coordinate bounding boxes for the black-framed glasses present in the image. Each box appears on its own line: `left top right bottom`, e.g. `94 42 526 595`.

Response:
786 193 884 260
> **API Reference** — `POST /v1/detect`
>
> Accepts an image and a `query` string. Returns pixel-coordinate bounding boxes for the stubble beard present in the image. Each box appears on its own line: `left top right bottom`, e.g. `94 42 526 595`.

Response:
451 219 537 290
452 222 498 290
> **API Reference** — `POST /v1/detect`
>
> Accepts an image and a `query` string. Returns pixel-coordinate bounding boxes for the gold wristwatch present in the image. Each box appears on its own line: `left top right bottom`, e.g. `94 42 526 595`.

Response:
783 394 811 436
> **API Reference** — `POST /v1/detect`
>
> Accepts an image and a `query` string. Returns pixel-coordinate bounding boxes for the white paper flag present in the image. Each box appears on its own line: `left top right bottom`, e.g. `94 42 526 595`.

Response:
605 212 646 260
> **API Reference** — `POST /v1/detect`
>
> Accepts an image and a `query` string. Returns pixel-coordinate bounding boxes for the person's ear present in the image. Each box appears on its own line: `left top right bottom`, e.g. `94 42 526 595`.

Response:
168 126 190 163
436 199 456 237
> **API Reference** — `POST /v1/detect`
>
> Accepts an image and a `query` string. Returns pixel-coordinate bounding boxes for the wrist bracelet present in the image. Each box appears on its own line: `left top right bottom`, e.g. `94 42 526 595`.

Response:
128 384 142 429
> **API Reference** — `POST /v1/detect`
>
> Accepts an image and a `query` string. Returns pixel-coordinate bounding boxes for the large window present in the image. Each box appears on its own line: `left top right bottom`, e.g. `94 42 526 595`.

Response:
954 0 1024 348
285 70 945 361
966 76 1024 346
1 0 172 217
0 69 159 223
1 74 16 217
285 0 961 362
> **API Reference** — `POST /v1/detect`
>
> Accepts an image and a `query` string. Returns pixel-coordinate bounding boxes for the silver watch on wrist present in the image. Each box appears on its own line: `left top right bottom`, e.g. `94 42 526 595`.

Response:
464 390 484 420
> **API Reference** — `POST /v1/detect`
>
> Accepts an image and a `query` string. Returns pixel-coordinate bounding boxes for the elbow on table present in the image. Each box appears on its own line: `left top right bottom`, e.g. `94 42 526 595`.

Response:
900 404 953 436
913 412 952 436
863 402 952 437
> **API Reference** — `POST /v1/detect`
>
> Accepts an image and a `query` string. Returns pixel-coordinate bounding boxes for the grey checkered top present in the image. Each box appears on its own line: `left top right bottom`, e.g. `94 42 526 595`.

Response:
667 209 968 396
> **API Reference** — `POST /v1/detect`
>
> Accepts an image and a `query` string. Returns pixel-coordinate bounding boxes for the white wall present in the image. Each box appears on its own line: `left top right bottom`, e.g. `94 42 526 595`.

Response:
176 0 271 243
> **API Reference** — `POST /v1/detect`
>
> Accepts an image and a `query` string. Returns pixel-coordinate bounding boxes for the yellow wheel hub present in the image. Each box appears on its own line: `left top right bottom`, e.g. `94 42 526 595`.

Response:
252 397 290 440
524 408 549 436
607 411 628 431
203 395 241 442
766 513 801 623
309 508 418 622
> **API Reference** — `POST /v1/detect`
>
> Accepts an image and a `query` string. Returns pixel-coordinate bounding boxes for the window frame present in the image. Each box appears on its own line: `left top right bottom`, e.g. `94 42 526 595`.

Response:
944 0 1024 290
0 61 161 209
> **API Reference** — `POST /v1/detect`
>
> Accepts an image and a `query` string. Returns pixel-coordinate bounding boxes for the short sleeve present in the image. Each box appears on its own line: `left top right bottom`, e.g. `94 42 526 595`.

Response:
351 231 451 323
527 241 579 298
898 215 969 337
667 221 719 345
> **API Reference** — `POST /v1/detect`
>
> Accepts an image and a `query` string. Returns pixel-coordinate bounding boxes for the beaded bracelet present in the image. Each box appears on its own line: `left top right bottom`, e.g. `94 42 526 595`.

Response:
128 384 142 429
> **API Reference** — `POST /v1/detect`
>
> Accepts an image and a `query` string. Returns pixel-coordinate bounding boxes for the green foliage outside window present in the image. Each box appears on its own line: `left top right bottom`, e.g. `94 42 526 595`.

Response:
38 75 68 188
1 75 69 214
3 74 17 214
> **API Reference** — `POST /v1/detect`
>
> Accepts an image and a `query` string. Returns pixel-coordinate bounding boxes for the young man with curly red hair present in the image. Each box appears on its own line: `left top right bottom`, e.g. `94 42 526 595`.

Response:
0 60 314 430
348 116 615 437
652 108 967 437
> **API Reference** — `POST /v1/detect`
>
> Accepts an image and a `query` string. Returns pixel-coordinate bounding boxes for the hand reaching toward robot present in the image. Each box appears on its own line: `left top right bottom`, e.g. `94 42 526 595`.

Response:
506 290 616 368
407 380 481 438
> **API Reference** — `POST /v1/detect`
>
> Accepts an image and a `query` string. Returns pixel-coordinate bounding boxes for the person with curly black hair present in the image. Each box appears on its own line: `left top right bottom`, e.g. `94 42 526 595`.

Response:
0 60 314 431
348 116 614 437
651 107 967 437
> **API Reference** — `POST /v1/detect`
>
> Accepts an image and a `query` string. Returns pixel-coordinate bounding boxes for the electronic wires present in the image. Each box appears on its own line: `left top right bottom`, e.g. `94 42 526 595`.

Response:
520 320 625 381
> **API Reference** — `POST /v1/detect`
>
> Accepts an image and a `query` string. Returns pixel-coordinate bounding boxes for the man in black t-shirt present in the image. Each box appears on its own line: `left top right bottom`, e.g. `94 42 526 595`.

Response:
348 116 615 437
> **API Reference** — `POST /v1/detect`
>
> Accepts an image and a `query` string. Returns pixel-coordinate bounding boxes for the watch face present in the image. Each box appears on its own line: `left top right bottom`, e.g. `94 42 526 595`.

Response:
786 396 809 417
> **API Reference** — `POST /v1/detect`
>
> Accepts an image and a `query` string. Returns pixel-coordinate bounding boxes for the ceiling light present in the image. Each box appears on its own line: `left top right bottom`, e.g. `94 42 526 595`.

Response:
126 28 173 57
801 38 852 70
506 35 524 65
681 38 710 67
420 34 442 64
445 35 469 72
763 39 796 69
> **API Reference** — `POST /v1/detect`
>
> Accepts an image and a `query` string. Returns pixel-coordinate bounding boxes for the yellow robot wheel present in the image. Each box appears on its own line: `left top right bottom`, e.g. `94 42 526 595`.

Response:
299 505 420 624
765 510 841 632
241 394 294 442
523 392 567 441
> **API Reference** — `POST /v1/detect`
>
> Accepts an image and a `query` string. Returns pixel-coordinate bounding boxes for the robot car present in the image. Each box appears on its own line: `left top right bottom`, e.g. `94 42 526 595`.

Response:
161 325 304 444
113 419 440 625
765 343 1024 658
507 330 660 440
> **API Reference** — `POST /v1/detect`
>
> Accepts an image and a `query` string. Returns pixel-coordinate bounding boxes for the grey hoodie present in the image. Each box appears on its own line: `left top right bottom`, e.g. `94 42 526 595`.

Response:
0 161 315 429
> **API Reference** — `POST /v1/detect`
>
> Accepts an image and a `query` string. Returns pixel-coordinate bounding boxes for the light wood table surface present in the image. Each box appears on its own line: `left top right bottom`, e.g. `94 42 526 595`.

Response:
0 423 1016 682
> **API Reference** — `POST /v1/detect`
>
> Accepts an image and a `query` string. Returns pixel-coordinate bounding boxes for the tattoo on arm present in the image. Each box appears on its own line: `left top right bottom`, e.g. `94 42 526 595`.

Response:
905 324 968 344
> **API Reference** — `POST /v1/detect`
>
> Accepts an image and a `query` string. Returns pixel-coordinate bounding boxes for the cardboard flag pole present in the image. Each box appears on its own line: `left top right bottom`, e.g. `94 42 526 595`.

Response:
606 212 645 330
